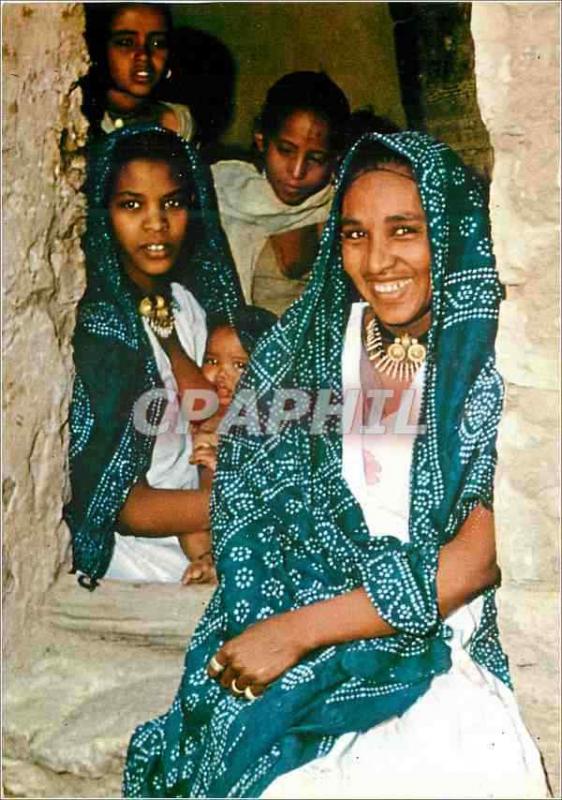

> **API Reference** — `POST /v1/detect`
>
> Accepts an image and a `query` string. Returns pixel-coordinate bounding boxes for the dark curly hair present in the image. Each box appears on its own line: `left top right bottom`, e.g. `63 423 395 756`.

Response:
81 3 173 133
206 306 278 356
255 71 351 154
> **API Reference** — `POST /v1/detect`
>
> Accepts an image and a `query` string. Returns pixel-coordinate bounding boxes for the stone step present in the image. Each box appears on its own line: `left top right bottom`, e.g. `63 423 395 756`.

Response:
46 572 214 650
4 578 559 798
3 625 186 798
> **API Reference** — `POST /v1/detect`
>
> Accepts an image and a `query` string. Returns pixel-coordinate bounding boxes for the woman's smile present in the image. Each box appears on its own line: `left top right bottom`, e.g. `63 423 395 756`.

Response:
341 167 432 330
140 242 171 257
131 68 154 85
370 277 414 296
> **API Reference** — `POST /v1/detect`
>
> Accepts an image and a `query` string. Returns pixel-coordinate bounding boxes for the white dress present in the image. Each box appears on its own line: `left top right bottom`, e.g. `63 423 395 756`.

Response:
262 303 549 799
104 283 207 583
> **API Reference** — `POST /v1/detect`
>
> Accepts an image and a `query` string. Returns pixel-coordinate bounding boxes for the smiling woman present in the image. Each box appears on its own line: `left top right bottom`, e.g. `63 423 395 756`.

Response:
124 132 549 799
340 165 432 331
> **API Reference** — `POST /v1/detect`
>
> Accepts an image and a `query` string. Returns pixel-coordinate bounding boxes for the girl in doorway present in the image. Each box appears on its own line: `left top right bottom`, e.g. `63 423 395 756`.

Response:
82 3 196 141
211 71 350 316
65 125 242 588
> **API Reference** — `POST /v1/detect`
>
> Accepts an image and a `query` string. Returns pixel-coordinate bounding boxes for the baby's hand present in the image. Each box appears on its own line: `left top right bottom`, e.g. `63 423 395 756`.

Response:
181 552 217 585
190 447 217 473
192 408 225 434
191 428 219 449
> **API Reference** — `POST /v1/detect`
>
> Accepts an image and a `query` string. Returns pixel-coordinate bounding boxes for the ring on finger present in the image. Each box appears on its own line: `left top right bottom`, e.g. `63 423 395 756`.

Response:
244 686 260 702
209 655 225 674
231 678 244 696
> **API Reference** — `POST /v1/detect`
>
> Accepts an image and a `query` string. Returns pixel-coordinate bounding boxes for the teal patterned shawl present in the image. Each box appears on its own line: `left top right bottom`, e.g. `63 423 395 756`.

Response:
64 125 243 587
124 132 510 797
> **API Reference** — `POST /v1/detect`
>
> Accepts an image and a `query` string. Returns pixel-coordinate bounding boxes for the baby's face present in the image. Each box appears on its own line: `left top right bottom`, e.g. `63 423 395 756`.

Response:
202 327 249 407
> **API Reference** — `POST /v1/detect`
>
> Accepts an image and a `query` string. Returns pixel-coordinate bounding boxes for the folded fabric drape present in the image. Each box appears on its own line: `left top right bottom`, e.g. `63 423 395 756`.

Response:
124 131 508 798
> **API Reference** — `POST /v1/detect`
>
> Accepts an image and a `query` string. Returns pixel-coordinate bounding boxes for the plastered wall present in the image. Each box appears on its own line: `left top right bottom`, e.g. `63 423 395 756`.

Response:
172 2 406 147
472 2 560 790
2 2 89 655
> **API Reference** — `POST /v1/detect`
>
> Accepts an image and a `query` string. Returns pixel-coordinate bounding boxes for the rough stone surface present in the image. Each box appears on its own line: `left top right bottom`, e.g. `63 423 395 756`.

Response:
3 594 190 798
497 585 560 796
472 3 560 794
47 573 214 650
2 2 89 657
391 3 492 178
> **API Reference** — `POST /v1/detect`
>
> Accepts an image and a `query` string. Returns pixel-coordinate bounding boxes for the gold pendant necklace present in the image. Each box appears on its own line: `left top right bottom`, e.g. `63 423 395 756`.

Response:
365 316 426 381
138 294 176 339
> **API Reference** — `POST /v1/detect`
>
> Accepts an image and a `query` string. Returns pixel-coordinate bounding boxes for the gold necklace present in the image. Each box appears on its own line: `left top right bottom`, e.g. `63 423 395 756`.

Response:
365 316 426 381
138 294 176 339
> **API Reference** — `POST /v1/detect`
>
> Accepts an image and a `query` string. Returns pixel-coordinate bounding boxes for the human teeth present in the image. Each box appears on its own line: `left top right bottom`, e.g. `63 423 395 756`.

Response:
146 244 165 252
136 71 149 77
373 279 412 294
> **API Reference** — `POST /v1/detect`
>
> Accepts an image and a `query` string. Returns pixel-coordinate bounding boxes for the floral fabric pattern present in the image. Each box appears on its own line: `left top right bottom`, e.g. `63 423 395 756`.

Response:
124 132 510 798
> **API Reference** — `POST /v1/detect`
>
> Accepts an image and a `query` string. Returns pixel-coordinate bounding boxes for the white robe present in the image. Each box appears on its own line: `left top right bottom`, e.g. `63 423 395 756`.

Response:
101 101 196 142
104 283 206 584
262 303 549 799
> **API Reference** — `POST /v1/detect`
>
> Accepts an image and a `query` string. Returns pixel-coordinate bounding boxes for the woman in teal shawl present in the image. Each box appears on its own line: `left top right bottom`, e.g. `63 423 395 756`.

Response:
65 124 243 589
124 132 548 798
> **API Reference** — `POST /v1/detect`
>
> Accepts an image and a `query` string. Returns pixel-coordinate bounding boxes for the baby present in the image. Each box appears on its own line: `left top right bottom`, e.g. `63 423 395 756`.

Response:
182 305 277 583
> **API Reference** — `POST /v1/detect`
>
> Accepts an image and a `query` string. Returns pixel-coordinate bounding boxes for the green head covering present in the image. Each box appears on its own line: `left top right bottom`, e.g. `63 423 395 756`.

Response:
65 124 243 587
206 305 278 357
124 132 509 798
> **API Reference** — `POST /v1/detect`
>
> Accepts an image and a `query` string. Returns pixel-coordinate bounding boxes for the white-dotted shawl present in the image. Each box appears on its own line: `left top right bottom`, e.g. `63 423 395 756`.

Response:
124 132 509 799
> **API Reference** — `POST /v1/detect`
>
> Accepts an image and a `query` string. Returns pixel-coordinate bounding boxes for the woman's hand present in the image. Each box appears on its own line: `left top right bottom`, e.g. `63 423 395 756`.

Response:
207 612 310 698
206 504 498 700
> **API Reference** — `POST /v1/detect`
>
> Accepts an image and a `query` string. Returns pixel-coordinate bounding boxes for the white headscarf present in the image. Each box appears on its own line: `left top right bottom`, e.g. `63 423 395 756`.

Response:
211 159 333 302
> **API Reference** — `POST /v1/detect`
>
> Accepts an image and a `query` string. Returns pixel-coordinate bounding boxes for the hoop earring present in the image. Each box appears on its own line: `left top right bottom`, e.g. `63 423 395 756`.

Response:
166 68 172 80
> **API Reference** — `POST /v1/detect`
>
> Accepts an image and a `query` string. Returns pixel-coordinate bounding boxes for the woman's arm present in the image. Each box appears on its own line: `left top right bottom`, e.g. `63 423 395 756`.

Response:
209 505 499 691
118 480 210 536
302 504 499 648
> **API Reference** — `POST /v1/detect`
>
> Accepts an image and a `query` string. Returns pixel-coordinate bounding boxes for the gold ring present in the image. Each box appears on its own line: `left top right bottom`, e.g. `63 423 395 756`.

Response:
209 656 225 674
244 686 259 702
231 679 244 696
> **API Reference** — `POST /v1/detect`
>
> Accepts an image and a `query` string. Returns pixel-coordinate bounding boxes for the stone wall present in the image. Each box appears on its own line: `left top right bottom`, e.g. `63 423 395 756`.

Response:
2 2 89 658
472 2 560 792
390 2 492 178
